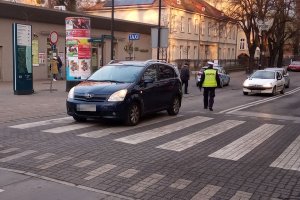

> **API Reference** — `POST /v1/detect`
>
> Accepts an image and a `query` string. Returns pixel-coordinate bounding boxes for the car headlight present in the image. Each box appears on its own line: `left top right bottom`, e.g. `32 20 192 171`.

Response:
108 89 127 102
243 81 249 87
263 83 272 88
68 87 75 99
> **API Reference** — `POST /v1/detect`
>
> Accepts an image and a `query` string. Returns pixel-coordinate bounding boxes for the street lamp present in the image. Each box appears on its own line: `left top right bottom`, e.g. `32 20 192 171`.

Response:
157 0 161 60
111 0 114 60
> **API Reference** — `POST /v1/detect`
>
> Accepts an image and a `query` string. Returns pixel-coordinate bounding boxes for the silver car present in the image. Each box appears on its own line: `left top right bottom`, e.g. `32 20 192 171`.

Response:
265 67 290 88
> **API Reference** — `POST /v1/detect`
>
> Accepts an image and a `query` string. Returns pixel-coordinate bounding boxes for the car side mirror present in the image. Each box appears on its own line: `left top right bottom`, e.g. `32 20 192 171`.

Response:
277 76 282 80
144 78 154 84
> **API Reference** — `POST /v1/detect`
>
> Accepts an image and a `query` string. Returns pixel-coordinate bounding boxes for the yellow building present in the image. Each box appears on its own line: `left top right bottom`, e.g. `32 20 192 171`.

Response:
84 0 239 68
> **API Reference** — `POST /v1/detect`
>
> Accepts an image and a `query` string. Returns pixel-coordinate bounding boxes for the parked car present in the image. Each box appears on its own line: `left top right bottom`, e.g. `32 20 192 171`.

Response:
265 67 290 88
66 60 182 126
287 61 300 71
196 65 230 88
243 70 285 96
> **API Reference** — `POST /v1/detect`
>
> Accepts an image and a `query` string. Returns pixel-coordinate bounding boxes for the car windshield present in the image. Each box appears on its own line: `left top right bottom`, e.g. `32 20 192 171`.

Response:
251 71 275 79
88 65 144 83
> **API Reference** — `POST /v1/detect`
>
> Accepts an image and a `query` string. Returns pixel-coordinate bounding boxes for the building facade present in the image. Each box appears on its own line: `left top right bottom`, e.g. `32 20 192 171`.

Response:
85 0 238 68
0 1 152 82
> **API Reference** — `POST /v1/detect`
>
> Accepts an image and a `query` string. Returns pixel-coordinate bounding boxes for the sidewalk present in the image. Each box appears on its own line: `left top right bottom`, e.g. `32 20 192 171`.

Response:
0 80 68 124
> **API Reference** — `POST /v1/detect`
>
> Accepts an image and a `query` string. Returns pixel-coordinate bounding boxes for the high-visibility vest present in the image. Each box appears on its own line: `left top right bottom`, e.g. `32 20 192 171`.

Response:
203 69 217 87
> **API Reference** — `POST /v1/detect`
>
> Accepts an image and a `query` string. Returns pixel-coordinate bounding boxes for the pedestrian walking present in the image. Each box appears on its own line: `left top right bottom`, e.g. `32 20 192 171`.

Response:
198 62 220 111
57 55 63 80
180 64 190 94
50 56 59 81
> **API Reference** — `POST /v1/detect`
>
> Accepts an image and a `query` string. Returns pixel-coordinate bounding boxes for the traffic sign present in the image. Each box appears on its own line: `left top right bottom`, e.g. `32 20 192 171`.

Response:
50 31 58 44
129 33 140 40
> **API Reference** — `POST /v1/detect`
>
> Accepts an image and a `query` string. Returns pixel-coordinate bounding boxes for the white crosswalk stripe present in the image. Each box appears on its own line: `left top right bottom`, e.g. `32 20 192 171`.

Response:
0 148 20 154
84 164 117 180
270 134 300 171
0 150 37 162
157 120 244 152
209 124 283 161
114 116 212 144
78 115 181 138
9 117 73 129
43 123 95 133
191 184 221 200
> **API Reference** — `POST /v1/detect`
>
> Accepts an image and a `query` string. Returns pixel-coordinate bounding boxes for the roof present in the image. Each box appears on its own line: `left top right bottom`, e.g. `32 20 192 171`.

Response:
85 0 232 20
0 1 153 34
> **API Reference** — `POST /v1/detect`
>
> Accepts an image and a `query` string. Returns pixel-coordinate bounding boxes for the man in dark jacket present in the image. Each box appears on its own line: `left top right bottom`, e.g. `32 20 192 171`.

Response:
180 64 190 94
199 62 220 111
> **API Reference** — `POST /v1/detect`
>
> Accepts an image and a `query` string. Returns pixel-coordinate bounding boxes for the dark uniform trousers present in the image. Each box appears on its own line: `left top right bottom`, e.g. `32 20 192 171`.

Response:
203 87 215 109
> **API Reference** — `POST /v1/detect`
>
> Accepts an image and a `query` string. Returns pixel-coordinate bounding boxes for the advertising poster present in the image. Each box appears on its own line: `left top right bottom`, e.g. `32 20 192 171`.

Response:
66 39 78 57
79 59 91 79
78 39 91 58
32 39 39 66
38 53 45 64
65 17 91 81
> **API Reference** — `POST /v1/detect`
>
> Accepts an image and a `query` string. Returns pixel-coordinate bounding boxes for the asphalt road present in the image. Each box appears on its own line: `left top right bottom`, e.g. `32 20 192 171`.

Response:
0 70 300 200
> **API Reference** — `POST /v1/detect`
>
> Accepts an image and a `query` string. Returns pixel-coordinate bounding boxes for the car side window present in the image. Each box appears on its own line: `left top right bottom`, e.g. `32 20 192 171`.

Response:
276 72 282 79
158 65 175 80
143 65 157 81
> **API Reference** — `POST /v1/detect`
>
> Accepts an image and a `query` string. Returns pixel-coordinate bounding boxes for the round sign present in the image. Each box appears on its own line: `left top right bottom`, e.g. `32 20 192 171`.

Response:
50 31 58 44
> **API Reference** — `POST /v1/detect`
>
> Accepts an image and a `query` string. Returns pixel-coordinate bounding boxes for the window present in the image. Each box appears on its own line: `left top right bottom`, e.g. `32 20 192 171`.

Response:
228 48 230 59
201 21 205 35
240 39 245 50
232 28 235 39
158 65 175 80
194 46 198 59
172 15 177 32
187 46 190 59
188 18 192 33
180 46 183 59
143 65 157 81
194 19 199 34
208 22 211 36
180 16 184 32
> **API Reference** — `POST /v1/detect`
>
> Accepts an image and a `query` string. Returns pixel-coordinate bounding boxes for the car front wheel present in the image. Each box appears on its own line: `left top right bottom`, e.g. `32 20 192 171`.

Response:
124 102 140 126
73 115 87 122
272 86 277 96
243 92 248 95
167 96 181 115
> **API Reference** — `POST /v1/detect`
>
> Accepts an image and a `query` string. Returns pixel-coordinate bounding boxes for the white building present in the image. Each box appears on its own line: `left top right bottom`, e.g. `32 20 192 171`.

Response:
84 0 239 68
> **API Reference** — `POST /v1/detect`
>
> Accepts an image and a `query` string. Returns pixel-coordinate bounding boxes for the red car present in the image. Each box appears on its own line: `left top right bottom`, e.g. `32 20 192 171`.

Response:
287 61 300 71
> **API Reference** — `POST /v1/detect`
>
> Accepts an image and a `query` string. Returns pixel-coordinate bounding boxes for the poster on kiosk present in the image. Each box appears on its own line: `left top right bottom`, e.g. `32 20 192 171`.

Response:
65 17 91 91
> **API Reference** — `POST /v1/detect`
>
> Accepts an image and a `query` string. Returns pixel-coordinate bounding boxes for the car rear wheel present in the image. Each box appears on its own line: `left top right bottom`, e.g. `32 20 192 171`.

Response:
280 86 285 94
73 115 87 122
243 92 248 95
219 80 224 88
124 103 140 126
167 96 180 115
285 81 290 88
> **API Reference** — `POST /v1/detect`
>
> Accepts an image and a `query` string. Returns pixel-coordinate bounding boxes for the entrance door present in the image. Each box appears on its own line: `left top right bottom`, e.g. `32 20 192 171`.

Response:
0 46 2 81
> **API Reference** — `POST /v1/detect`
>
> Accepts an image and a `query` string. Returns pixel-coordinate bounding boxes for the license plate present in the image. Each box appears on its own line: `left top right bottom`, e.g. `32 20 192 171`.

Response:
77 104 96 112
251 90 261 93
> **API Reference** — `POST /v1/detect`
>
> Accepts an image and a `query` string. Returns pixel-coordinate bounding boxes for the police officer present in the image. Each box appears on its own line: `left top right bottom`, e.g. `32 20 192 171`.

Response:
199 62 220 111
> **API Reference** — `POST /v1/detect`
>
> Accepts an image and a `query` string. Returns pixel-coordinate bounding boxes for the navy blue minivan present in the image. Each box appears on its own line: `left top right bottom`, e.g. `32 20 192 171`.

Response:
66 60 182 125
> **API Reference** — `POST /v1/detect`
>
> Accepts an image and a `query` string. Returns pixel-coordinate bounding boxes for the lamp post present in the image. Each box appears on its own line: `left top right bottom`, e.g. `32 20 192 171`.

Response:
111 0 114 60
157 0 161 60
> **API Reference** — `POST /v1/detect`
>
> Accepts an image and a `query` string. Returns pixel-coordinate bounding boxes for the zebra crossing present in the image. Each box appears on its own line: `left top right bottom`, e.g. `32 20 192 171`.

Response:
0 143 293 199
5 114 300 172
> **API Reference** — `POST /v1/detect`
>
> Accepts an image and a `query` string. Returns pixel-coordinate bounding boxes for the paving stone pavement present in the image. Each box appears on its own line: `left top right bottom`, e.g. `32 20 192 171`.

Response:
1 78 300 199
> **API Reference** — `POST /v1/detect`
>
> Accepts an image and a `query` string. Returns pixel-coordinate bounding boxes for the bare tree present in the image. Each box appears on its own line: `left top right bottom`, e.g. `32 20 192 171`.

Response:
267 0 299 67
224 0 265 73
